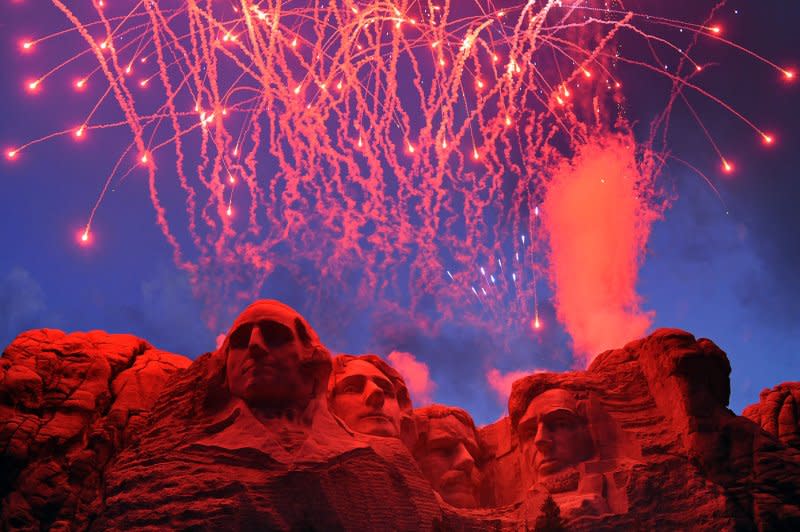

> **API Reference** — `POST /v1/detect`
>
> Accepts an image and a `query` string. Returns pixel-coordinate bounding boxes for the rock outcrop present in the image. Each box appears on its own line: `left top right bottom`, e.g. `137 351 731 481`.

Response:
744 382 800 452
1 315 798 530
0 329 191 530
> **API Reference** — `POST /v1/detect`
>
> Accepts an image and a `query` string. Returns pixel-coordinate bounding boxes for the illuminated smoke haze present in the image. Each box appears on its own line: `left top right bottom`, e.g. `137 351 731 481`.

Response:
541 133 663 365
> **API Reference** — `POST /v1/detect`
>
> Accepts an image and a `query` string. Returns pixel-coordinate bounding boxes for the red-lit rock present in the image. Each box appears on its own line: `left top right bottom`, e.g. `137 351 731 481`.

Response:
743 382 800 451
0 329 190 530
98 301 442 530
1 320 799 530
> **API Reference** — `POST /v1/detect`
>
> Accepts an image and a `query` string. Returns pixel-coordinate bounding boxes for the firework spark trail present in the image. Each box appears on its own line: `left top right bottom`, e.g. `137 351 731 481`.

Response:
7 0 791 358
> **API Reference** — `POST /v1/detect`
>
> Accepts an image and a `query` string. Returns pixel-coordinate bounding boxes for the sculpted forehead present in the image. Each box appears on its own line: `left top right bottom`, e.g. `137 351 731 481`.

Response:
521 388 579 425
231 304 296 332
337 359 389 381
428 415 478 452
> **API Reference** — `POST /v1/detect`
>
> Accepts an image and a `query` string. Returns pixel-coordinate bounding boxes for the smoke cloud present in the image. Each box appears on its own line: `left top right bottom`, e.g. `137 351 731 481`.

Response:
388 350 437 405
542 134 660 365
486 368 545 405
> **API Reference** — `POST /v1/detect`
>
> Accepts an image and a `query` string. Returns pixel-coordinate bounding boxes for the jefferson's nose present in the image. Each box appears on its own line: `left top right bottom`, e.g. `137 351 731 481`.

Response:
364 380 385 408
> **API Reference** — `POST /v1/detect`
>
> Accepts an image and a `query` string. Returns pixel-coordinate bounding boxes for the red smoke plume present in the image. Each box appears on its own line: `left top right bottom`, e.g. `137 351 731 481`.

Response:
388 351 436 405
542 134 661 365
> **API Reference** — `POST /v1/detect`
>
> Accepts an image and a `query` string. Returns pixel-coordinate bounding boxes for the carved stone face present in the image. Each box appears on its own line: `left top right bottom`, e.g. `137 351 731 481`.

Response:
225 318 314 410
329 360 402 437
517 389 594 478
415 414 480 508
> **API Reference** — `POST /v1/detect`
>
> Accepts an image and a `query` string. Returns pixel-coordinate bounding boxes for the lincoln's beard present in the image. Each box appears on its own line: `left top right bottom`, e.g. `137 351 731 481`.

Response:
537 467 580 493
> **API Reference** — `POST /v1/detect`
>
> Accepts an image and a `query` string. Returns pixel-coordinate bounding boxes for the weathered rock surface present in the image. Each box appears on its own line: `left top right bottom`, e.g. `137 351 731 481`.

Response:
477 328 800 530
0 329 191 530
0 324 798 531
744 382 800 452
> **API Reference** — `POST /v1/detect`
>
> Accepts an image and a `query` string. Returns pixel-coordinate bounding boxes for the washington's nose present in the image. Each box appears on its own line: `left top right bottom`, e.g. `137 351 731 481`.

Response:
249 325 268 351
364 380 385 408
452 443 475 474
533 421 552 452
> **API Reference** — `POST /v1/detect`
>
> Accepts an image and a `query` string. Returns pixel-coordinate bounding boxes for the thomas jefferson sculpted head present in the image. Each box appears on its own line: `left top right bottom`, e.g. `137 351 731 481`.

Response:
328 355 413 438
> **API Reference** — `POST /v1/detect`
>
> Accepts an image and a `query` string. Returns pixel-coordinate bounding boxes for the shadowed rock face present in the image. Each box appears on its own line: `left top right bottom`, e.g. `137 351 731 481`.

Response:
0 329 191 530
412 405 481 508
744 382 800 451
1 313 799 530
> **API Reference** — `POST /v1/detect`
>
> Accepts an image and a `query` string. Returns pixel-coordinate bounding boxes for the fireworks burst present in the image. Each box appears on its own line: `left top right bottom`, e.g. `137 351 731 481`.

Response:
5 0 792 351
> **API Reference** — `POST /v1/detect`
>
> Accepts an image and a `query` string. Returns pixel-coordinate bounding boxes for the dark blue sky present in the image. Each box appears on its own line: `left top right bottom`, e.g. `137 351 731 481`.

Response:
1 1 797 425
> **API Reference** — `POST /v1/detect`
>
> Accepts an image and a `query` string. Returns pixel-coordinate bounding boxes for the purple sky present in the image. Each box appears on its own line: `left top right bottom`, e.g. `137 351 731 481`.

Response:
1 0 798 425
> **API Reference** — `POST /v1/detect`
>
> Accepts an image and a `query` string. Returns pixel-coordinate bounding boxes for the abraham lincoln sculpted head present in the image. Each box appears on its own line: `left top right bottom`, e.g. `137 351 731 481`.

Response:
217 300 331 419
511 387 595 481
327 355 413 439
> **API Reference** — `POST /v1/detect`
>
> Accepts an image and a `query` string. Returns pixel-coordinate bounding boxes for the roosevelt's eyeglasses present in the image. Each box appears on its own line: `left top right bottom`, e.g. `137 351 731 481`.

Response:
228 320 295 351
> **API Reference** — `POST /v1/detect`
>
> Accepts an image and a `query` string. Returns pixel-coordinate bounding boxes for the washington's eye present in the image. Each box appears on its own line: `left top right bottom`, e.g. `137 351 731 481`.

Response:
229 325 252 349
258 321 294 349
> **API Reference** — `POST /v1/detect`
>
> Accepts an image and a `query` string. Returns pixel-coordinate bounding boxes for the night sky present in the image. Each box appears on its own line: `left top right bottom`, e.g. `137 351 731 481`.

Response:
1 0 798 425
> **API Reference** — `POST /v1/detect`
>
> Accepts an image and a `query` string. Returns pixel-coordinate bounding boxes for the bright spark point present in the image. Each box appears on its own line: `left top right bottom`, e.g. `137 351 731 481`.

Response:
6 150 17 160
140 153 149 164
75 126 85 138
533 317 541 330
784 70 795 80
226 206 232 217
583 69 592 78
407 142 415 154
140 79 148 87
710 25 721 34
27 80 39 91
81 231 89 242
76 79 86 89
229 175 235 184
22 41 33 50
763 134 774 145
722 160 733 173
473 149 479 160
